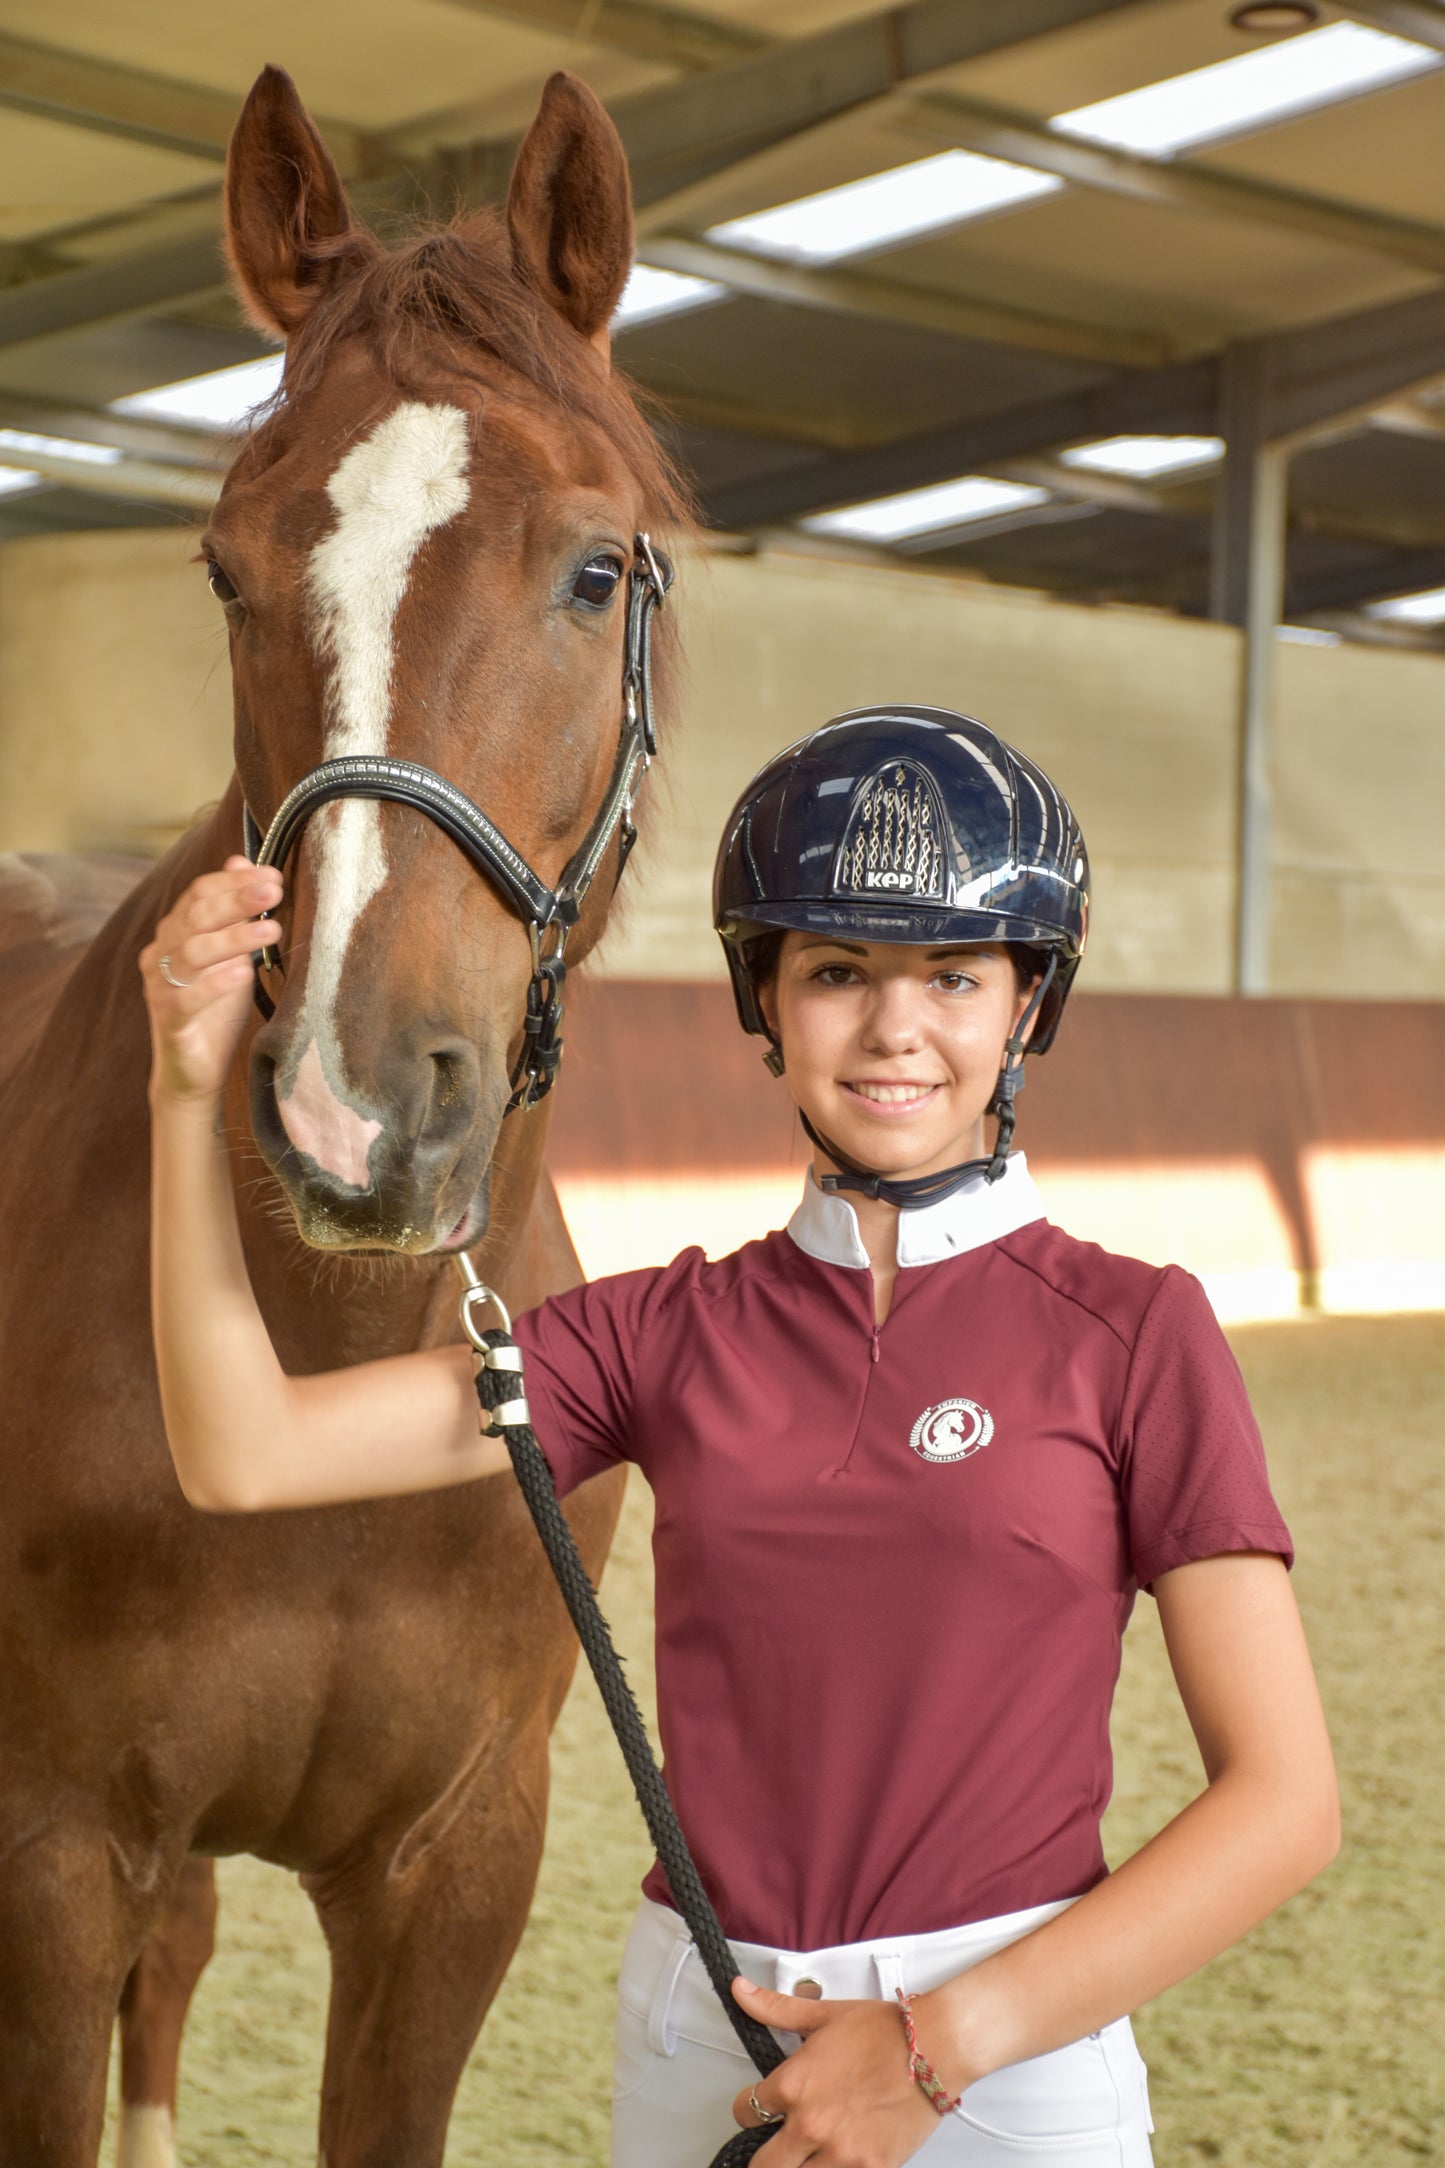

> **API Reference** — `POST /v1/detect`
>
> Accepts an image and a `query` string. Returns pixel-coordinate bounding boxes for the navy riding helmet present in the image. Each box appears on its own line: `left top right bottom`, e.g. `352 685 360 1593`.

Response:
712 706 1091 1197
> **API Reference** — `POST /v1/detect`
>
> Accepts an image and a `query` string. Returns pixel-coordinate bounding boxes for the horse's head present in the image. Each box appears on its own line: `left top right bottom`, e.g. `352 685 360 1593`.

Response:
205 66 686 1255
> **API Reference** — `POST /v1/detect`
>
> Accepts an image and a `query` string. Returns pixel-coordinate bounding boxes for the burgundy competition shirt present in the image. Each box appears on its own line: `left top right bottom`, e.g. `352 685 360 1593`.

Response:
515 1156 1293 1953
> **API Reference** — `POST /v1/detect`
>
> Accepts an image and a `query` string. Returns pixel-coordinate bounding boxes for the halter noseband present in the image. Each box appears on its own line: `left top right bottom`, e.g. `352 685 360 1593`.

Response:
242 533 672 1113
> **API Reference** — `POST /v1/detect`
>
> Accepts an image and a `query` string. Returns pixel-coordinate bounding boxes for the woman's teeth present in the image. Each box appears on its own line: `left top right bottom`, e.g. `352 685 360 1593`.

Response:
848 1082 935 1103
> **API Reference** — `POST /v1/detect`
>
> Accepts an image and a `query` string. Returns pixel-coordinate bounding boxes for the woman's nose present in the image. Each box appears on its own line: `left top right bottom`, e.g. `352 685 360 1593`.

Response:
860 979 925 1052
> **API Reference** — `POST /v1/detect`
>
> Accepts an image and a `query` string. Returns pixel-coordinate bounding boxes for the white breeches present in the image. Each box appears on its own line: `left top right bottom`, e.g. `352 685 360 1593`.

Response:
612 1896 1155 2166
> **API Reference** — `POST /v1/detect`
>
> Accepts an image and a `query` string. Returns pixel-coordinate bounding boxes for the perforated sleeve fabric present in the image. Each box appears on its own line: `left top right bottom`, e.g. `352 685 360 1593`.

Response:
1116 1265 1293 1593
513 1253 701 1497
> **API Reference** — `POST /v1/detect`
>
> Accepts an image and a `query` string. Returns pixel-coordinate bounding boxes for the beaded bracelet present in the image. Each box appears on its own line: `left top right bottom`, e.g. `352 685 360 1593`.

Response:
895 1988 963 2117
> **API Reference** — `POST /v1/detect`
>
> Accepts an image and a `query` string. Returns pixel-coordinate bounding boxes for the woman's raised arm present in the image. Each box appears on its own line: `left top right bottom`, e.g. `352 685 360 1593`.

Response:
142 857 509 1512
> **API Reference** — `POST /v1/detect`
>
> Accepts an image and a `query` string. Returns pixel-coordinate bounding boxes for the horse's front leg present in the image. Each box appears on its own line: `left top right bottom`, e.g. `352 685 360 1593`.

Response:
305 1725 554 2168
0 1803 169 2168
115 1854 218 2168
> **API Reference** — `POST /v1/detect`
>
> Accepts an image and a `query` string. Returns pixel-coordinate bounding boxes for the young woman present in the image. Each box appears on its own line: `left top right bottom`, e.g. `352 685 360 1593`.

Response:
143 706 1339 2167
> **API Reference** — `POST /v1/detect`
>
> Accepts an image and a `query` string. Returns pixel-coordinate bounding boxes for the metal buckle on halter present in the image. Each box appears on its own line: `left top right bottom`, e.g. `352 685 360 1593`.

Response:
455 1258 531 1431
636 531 669 601
456 1254 513 1346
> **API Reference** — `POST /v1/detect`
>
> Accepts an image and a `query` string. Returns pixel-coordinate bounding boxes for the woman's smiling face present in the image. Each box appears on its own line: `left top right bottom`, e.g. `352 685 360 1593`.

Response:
762 933 1038 1180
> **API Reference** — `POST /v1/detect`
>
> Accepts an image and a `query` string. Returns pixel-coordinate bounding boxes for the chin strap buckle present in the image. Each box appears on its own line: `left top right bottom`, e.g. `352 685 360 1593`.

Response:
983 952 1059 1182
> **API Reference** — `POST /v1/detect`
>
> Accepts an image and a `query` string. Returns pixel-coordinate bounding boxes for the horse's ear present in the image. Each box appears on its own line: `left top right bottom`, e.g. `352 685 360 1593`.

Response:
506 72 633 357
224 65 375 340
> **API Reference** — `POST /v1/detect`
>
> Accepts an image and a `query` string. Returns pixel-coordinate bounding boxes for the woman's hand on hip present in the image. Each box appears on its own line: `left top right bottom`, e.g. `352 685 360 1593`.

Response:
140 856 283 1105
730 1979 944 2165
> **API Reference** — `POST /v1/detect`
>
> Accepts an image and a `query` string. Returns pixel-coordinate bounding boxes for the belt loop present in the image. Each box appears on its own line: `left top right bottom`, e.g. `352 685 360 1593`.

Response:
647 1933 694 2056
873 1948 906 2004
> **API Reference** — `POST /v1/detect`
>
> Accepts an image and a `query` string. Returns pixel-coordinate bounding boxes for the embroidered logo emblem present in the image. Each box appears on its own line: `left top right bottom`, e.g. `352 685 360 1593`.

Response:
909 1399 995 1464
832 759 947 901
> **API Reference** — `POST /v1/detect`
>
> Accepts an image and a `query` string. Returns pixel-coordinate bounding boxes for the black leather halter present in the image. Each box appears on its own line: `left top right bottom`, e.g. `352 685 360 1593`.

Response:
242 533 671 1113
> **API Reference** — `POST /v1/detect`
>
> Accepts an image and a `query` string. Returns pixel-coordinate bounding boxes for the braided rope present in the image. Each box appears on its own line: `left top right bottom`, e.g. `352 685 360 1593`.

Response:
473 1334 782 2165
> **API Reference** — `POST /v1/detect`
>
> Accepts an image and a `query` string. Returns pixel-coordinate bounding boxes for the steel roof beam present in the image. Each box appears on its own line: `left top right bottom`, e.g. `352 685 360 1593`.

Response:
0 231 231 350
0 389 229 467
0 31 363 170
459 0 1158 207
0 440 219 509
1285 543 1445 614
894 88 1445 275
1268 283 1445 438
1328 2 1445 54
703 358 1216 528
433 0 765 72
0 1 1152 354
637 232 1174 368
702 282 1445 527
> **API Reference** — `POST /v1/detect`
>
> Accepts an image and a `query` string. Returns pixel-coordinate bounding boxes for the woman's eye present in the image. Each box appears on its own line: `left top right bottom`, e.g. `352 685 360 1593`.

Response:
571 554 624 608
207 560 240 606
936 972 973 992
814 965 859 987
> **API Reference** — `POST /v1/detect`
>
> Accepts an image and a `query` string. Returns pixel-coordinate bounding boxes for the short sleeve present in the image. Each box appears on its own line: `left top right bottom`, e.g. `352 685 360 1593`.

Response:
1117 1266 1293 1593
513 1259 687 1497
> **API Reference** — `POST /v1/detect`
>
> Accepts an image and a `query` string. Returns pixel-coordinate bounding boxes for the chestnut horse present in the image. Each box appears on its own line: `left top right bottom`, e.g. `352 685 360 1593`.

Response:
0 65 686 2168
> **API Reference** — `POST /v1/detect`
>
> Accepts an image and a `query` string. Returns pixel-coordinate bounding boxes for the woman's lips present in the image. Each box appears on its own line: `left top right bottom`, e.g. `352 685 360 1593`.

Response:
840 1080 943 1116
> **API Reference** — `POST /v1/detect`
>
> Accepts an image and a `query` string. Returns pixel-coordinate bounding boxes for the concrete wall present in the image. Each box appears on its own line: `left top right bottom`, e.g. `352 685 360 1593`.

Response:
548 982 1445 1322
1 527 1441 997
0 529 232 857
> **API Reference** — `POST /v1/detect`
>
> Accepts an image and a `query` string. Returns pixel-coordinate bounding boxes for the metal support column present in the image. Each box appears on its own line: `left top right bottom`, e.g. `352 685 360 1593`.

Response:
1211 342 1287 997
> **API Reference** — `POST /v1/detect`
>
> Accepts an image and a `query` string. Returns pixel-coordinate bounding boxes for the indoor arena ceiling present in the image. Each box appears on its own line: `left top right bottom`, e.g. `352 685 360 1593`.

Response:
0 0 1442 644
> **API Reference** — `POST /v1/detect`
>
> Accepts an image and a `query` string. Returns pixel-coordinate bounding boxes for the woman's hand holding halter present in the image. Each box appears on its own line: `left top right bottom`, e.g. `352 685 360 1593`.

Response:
730 1978 948 2164
140 857 283 1104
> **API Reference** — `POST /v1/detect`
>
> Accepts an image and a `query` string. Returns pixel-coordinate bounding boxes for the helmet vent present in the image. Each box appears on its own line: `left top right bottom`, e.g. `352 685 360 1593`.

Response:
832 760 946 900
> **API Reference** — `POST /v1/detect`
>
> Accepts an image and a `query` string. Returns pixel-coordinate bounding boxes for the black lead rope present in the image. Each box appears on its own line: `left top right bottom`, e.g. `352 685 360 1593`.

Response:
463 1285 783 2166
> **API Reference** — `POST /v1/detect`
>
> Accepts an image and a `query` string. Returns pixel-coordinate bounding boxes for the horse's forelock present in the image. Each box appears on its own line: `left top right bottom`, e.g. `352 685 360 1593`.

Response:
254 209 692 543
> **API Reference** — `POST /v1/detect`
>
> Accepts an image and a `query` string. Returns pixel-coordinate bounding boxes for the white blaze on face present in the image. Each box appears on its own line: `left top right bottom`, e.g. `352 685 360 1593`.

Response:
277 401 471 1184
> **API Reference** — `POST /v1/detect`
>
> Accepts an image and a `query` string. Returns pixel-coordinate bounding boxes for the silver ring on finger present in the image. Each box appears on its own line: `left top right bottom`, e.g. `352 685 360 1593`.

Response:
158 954 192 990
749 2088 784 2126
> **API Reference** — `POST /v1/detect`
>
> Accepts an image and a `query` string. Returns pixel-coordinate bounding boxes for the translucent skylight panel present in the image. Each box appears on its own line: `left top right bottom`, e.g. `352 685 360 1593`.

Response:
707 151 1062 265
1061 435 1223 477
1368 585 1445 624
803 476 1051 543
111 354 284 431
0 469 39 496
1053 23 1439 157
614 264 724 326
0 428 121 468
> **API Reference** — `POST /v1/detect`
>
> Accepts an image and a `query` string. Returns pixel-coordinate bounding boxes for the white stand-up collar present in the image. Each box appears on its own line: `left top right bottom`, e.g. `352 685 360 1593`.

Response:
786 1152 1044 1271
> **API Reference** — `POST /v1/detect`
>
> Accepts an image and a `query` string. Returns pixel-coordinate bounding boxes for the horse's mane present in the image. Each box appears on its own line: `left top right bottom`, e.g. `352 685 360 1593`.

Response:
252 208 694 537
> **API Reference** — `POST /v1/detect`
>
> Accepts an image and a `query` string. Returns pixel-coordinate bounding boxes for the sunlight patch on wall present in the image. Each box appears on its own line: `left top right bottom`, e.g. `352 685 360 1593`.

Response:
1303 1145 1445 1315
555 1172 805 1279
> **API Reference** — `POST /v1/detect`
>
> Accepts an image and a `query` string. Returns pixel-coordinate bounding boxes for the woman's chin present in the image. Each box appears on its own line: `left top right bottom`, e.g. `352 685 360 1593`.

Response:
818 1105 984 1178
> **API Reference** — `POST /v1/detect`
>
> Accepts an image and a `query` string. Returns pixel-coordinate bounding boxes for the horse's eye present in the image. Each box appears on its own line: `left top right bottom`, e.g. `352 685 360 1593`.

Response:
571 554 623 609
207 560 239 605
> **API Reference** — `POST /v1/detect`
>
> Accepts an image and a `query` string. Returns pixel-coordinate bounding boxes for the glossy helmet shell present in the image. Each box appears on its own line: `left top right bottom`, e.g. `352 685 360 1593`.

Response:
713 706 1089 1054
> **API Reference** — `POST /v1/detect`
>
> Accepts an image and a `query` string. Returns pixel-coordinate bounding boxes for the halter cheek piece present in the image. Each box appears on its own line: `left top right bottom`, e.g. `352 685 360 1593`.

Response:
241 535 672 1113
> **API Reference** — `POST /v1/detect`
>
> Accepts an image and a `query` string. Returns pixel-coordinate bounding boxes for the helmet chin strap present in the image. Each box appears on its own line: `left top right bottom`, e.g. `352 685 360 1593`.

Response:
793 954 1059 1210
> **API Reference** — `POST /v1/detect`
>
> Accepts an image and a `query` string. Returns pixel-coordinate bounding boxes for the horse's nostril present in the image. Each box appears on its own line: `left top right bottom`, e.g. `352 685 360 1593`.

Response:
430 1052 465 1112
419 1044 480 1143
